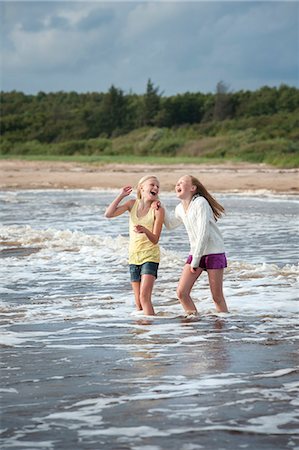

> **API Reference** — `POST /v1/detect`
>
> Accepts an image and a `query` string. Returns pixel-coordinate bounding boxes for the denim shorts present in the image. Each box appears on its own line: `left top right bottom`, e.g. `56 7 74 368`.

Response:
186 253 227 270
129 262 159 282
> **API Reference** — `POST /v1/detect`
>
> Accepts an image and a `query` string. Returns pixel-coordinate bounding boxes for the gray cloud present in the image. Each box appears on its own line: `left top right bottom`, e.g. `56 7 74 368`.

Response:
1 1 298 94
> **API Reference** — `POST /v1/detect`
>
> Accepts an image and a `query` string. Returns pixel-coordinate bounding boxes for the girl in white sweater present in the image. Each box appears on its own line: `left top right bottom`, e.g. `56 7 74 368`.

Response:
164 175 228 316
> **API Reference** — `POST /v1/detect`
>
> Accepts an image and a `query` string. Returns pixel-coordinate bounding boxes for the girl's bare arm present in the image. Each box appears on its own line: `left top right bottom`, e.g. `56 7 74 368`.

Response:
104 186 134 218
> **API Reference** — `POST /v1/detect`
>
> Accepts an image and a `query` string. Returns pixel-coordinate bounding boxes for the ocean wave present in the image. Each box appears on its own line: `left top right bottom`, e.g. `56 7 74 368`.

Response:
1 225 298 278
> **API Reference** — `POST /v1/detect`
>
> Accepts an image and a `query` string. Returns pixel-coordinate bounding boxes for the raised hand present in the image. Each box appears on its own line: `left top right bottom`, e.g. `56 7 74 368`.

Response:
105 185 133 218
120 185 133 198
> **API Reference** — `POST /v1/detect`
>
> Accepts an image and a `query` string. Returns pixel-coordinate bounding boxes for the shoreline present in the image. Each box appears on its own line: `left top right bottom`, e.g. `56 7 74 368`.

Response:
0 159 298 194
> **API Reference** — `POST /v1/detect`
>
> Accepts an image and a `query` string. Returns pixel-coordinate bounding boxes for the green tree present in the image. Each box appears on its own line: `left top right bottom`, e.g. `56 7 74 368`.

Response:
143 79 161 126
277 84 299 112
158 93 205 127
104 85 127 135
243 86 278 116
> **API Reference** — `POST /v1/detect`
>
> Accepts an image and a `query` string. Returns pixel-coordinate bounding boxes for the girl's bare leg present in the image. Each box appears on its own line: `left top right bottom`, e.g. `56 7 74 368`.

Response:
140 274 155 316
131 281 142 310
176 264 203 314
207 269 228 312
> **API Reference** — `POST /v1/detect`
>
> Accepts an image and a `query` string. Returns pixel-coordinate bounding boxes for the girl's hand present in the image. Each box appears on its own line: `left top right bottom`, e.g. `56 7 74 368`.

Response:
151 200 161 210
134 225 145 234
190 267 198 274
120 186 133 198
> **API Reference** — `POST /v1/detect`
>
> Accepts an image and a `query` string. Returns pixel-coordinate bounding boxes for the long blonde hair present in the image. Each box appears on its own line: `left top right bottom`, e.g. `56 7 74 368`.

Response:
189 175 225 221
136 175 159 200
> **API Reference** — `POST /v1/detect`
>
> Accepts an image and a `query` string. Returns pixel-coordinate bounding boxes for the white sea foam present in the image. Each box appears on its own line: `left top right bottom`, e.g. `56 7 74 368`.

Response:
254 368 298 378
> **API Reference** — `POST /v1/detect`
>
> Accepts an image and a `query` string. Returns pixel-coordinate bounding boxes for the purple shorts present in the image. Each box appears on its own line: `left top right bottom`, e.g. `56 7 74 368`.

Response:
186 253 227 270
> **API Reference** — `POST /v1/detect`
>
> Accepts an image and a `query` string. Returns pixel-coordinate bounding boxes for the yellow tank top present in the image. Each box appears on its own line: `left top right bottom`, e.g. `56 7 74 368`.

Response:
129 199 160 265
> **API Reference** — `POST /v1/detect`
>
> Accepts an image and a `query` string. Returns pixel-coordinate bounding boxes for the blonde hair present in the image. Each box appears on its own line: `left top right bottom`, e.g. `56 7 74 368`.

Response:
189 175 225 221
136 175 159 199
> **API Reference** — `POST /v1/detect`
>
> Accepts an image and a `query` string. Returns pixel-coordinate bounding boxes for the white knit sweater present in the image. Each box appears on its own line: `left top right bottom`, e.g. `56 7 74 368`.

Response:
164 196 225 268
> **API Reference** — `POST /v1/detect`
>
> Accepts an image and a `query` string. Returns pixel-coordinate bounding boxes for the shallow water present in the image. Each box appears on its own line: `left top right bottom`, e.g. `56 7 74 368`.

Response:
0 190 298 450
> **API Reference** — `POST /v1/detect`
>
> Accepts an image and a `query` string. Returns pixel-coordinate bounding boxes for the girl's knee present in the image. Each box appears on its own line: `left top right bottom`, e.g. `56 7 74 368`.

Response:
177 286 189 301
176 286 184 299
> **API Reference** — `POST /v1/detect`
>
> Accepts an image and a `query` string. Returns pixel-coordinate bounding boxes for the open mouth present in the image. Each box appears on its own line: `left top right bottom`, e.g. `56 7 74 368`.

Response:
150 191 157 196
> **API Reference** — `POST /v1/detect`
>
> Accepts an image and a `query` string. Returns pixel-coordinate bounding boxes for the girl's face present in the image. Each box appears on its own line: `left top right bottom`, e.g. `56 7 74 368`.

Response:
140 178 160 201
175 176 195 199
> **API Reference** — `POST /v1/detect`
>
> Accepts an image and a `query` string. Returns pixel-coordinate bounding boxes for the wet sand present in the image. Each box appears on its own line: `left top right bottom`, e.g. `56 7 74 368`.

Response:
0 159 298 193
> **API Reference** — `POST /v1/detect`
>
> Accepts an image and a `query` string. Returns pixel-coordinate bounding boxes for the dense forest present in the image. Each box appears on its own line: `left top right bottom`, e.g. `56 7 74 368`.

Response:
1 81 298 167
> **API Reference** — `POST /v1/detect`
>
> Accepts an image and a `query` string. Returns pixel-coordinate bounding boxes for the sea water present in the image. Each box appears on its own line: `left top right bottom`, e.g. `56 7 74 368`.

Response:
0 190 298 450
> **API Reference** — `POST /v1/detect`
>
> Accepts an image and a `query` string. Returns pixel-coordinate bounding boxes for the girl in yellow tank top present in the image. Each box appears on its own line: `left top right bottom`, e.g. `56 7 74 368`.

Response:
129 199 160 265
105 175 165 316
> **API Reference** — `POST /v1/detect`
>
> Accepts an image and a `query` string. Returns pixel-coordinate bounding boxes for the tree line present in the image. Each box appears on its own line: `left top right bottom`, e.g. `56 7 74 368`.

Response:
1 81 298 144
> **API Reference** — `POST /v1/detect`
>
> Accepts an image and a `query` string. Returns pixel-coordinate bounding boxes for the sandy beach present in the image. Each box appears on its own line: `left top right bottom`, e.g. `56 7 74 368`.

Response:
0 159 298 193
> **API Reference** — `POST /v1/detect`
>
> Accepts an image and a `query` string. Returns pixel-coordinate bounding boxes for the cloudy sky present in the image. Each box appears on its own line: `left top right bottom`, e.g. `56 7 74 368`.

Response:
1 0 298 95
